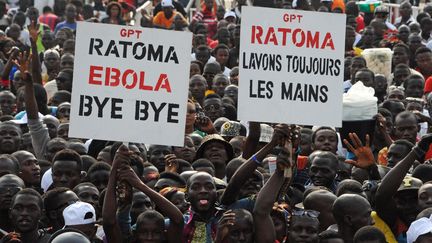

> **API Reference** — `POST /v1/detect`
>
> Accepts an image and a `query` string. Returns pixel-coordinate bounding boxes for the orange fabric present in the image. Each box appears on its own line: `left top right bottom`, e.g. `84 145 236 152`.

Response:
331 0 345 13
378 147 388 166
153 11 183 29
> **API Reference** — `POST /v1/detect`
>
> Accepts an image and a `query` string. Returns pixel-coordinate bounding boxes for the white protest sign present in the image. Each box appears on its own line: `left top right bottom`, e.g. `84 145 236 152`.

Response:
69 22 192 146
238 7 345 127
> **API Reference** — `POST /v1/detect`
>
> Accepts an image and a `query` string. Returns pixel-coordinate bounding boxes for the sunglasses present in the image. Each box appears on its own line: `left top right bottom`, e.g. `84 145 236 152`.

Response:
291 208 320 218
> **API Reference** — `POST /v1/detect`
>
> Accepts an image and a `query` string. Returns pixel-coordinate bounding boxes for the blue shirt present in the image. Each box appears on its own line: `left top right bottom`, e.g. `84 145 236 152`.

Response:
54 21 77 33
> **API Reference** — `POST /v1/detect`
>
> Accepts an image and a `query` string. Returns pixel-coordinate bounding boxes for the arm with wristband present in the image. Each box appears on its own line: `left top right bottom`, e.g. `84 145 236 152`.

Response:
220 124 291 206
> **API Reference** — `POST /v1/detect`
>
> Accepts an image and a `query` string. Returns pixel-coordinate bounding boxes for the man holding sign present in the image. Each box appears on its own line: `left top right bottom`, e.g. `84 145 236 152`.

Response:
69 22 192 146
238 7 345 127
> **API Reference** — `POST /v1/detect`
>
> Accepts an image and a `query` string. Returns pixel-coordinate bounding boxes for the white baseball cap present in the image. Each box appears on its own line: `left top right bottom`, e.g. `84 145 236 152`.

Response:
161 0 174 8
41 168 53 193
407 215 432 243
63 202 96 226
224 11 236 19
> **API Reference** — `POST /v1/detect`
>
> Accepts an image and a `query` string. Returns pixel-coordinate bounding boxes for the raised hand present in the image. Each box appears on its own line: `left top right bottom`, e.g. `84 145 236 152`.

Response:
28 20 40 43
216 210 236 242
343 133 376 169
164 154 178 173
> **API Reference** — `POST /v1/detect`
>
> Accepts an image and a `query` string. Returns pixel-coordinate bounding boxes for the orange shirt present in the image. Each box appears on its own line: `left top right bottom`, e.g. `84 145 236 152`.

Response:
153 11 184 29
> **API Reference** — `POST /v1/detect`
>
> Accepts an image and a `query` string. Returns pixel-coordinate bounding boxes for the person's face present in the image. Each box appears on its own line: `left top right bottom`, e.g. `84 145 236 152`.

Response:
362 28 375 44
57 103 71 121
410 23 421 34
213 77 229 97
43 118 58 139
203 65 219 84
394 190 419 225
394 116 418 144
187 174 217 213
399 3 412 18
55 31 67 47
135 219 164 243
203 98 224 122
190 63 201 78
405 78 424 98
354 71 374 87
131 192 153 224
89 170 109 192
186 103 196 127
63 42 75 54
387 89 405 101
17 153 40 185
42 33 55 49
0 125 21 154
393 67 410 85
202 142 228 167
309 157 337 188
416 52 432 73
387 143 410 168
0 179 23 210
8 26 20 40
65 5 77 20
272 215 287 242
393 47 409 66
337 161 352 182
13 71 25 91
224 85 238 103
409 35 422 51
60 56 74 71
312 130 338 153
227 217 254 243
52 160 81 189
0 93 16 115
288 217 319 243
149 145 172 172
350 59 366 81
218 30 230 45
170 192 189 214
163 6 173 18
299 133 312 156
406 102 423 112
76 186 99 210
47 191 79 229
239 172 262 198
418 184 432 210
215 48 229 66
174 137 195 163
375 77 387 93
10 194 41 233
110 5 120 17
398 27 410 43
27 8 39 21
44 52 60 70
57 123 69 140
56 72 73 92
189 77 207 100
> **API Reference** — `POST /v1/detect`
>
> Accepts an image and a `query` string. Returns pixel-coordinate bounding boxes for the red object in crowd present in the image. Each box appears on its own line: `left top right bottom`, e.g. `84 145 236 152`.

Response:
39 13 58 31
356 15 365 32
425 76 432 94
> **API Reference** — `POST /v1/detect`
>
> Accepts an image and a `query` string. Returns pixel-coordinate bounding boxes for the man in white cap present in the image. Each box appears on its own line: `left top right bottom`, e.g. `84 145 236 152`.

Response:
407 215 432 243
153 0 187 29
63 201 99 242
223 11 236 24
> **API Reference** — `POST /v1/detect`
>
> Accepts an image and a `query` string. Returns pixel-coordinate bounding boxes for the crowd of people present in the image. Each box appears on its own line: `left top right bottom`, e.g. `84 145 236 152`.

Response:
2 0 432 243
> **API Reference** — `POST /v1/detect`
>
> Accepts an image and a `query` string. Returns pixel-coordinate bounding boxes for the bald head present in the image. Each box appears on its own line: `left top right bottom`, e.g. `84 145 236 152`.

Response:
304 189 337 231
333 194 373 233
0 174 25 187
12 150 36 162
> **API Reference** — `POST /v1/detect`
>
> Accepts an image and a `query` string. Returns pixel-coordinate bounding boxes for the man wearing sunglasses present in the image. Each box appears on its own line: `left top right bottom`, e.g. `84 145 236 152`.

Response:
0 174 24 237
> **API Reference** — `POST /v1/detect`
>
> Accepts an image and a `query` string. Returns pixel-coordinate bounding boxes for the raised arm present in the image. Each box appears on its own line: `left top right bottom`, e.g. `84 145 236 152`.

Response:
118 160 184 243
2 47 20 90
102 145 127 243
221 124 283 206
375 134 432 221
28 21 42 85
253 137 293 243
